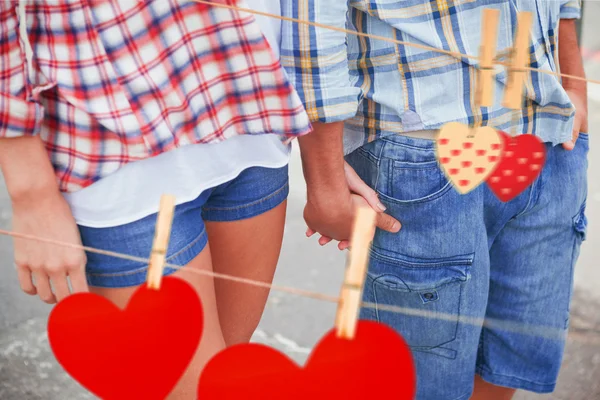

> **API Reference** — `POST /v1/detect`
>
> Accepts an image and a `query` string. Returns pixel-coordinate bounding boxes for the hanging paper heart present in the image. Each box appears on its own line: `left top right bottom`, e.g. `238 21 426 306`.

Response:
198 321 416 399
436 122 505 194
48 277 203 400
486 131 546 202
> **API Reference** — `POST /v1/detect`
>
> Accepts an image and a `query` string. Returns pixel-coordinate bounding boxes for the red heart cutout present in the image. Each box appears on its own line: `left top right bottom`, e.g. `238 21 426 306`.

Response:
198 321 416 399
48 277 203 400
486 131 547 202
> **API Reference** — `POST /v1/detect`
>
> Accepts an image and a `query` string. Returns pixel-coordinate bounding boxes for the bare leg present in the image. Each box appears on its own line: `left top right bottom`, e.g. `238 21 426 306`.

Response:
206 201 287 346
471 375 516 400
90 245 225 400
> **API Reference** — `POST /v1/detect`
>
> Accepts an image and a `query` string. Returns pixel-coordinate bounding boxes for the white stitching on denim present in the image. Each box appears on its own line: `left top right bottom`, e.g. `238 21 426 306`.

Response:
202 182 288 212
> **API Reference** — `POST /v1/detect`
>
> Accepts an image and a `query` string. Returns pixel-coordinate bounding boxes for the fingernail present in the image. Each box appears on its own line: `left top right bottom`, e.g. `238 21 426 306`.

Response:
377 202 387 211
393 222 402 232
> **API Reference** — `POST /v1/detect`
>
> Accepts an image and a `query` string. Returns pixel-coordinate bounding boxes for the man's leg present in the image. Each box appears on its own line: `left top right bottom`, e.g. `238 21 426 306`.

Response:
347 135 490 400
476 135 589 395
472 375 516 399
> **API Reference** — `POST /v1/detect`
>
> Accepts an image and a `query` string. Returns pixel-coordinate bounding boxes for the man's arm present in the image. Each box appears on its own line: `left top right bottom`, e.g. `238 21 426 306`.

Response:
299 121 354 242
558 2 587 150
281 0 400 245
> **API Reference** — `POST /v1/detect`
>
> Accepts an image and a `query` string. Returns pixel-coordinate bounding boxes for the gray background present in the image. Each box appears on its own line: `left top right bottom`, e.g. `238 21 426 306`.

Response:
1 3 600 399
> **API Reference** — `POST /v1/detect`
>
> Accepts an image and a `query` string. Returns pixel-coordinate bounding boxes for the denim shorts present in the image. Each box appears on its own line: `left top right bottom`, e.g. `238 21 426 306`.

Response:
79 165 289 288
346 133 589 399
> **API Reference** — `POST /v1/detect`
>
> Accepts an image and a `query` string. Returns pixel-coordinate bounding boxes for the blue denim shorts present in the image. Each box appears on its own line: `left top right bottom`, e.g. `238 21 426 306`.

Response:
79 165 289 288
346 133 589 399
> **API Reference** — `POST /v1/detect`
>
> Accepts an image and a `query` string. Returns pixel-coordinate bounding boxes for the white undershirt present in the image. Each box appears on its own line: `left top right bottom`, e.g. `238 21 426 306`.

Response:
64 0 291 228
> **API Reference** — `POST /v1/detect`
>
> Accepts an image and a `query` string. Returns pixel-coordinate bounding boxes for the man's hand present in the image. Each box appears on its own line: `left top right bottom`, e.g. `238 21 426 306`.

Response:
305 162 401 251
299 121 400 251
563 88 588 150
558 18 588 151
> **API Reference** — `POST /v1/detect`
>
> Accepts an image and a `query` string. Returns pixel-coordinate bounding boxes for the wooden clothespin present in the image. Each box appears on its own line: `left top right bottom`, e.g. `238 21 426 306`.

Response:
476 8 500 108
335 206 377 340
146 194 177 290
502 11 533 110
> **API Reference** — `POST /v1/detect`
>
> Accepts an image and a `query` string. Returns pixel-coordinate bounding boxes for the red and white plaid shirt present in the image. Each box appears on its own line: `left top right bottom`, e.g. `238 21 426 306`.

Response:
1 0 311 192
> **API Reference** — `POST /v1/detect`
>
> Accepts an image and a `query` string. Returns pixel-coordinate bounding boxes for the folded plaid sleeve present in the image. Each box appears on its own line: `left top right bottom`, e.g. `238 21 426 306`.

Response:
560 0 581 19
0 2 44 138
280 0 362 124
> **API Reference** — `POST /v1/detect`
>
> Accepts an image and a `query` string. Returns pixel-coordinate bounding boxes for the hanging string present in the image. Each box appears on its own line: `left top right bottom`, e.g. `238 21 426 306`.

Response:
2 227 599 345
194 0 599 88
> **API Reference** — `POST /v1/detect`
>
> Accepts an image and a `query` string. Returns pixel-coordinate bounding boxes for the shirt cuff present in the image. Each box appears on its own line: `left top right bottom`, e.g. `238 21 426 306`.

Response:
0 93 45 138
298 89 361 123
560 1 581 19
282 55 362 123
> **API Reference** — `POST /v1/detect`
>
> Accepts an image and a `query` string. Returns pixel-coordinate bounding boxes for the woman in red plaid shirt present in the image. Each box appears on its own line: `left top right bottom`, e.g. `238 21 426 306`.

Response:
0 0 311 396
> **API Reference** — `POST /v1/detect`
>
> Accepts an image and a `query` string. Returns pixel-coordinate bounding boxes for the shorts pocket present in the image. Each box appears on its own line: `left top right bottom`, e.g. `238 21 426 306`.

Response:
365 247 473 358
389 159 450 202
376 138 452 204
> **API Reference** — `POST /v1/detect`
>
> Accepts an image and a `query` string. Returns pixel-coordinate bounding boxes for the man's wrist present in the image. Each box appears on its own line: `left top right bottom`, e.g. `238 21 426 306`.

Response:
298 121 348 188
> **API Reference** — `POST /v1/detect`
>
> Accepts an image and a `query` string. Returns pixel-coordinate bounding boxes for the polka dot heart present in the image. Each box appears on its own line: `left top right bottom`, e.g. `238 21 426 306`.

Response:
486 131 547 202
435 122 505 194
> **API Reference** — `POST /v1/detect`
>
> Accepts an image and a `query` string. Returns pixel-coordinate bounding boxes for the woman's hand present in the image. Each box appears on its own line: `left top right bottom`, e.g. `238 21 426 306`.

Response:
12 189 89 304
0 136 88 304
305 161 401 250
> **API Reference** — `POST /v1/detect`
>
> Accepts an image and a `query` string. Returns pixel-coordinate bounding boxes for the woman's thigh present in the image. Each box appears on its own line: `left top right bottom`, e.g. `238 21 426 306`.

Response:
202 165 289 346
206 200 286 345
80 198 226 399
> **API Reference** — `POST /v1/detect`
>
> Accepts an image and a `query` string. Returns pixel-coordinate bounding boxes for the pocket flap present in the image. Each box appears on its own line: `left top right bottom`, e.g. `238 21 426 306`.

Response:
573 202 588 241
369 247 473 292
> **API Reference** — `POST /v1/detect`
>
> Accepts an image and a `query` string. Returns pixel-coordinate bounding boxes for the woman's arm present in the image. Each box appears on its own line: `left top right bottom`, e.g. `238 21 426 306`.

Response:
1 3 88 303
0 137 89 304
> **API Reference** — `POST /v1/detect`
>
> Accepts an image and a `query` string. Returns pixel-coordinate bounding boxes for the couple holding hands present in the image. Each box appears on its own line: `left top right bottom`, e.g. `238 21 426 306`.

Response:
0 1 588 399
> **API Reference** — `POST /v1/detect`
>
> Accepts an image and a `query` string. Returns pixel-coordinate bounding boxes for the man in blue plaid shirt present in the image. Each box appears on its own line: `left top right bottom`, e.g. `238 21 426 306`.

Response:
282 1 588 398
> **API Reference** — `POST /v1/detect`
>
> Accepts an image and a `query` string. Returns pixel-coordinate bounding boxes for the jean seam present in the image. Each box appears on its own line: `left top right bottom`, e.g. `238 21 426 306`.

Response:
477 365 557 387
565 216 583 328
370 247 475 268
378 180 453 205
380 136 435 150
356 146 378 164
202 182 288 212
477 324 488 372
375 139 386 194
392 160 439 168
378 138 454 204
86 227 206 277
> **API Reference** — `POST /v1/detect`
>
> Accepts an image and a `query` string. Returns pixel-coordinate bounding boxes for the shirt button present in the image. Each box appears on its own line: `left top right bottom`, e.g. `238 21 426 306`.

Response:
423 293 435 300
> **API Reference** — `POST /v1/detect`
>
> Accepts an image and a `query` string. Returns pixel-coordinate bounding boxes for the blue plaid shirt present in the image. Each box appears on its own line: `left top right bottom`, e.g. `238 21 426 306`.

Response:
281 0 582 153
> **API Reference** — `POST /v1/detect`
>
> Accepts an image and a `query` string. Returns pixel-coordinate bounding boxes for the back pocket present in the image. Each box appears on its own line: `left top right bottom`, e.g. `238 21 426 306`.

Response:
390 159 449 202
363 248 473 358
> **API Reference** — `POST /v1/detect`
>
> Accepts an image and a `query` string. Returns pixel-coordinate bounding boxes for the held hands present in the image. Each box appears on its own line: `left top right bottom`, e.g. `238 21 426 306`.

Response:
12 190 89 304
304 162 401 251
